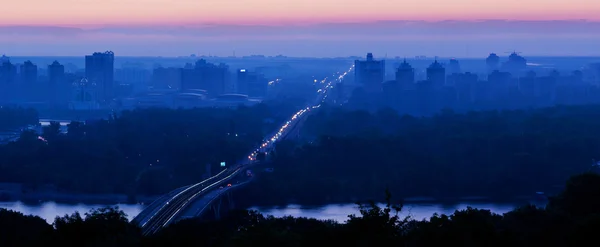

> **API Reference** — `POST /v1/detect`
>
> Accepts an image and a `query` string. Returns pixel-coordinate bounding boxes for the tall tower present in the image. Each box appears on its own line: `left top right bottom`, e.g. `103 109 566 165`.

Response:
85 51 114 102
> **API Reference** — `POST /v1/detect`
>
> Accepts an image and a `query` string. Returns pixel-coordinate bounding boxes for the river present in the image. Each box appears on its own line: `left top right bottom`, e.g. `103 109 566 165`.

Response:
0 200 546 224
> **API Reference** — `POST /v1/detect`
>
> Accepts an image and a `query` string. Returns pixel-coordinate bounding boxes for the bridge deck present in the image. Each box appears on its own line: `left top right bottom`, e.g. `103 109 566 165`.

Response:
132 185 190 225
178 177 254 220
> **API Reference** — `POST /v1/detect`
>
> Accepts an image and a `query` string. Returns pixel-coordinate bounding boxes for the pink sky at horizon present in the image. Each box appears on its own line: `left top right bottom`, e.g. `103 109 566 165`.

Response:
3 0 600 27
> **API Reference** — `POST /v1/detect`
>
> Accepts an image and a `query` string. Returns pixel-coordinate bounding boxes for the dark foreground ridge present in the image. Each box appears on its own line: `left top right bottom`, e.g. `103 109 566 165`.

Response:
2 173 600 247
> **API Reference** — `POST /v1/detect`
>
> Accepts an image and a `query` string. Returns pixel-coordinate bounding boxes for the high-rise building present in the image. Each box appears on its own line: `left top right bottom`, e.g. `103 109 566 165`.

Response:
519 71 536 98
48 61 66 104
0 56 17 85
486 53 500 72
488 70 513 99
0 56 17 101
48 61 65 86
70 78 100 110
20 61 38 85
501 52 527 75
354 53 385 93
180 59 228 97
152 67 182 90
426 60 446 88
237 69 268 98
116 67 151 94
449 72 478 104
85 51 114 101
395 59 415 90
447 58 461 74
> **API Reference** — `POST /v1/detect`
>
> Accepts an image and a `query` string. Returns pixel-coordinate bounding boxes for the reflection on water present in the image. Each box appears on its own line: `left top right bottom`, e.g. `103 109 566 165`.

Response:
39 120 71 126
0 201 145 224
1 200 547 224
251 201 546 222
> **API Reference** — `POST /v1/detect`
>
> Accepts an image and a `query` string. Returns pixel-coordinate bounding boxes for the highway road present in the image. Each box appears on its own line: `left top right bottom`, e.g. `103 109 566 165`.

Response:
178 175 254 220
136 66 354 235
131 185 190 225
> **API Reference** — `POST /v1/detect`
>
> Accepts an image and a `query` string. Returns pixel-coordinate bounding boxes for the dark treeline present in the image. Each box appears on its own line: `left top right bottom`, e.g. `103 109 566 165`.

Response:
2 173 600 247
0 107 38 130
240 104 600 205
0 100 303 197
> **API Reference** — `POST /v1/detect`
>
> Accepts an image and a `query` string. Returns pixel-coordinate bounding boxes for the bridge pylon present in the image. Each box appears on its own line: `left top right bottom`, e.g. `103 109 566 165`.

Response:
226 191 235 210
212 197 222 220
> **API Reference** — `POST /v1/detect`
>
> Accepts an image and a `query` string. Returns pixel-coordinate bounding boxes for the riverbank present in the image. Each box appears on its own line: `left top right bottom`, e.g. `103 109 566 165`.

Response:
234 191 551 209
1 198 549 225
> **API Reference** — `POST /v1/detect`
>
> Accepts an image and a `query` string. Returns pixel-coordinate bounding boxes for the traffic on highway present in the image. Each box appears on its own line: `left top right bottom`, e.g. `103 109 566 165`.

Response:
136 65 354 235
247 65 354 162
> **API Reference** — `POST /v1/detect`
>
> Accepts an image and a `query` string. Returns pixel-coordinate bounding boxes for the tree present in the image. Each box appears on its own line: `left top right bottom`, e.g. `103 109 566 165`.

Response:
67 121 85 139
0 209 53 247
256 152 266 162
344 189 405 246
42 121 62 141
54 207 141 247
548 173 600 218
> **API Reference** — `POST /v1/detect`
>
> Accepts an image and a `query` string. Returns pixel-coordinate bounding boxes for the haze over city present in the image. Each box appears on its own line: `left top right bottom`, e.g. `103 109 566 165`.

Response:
3 1 600 246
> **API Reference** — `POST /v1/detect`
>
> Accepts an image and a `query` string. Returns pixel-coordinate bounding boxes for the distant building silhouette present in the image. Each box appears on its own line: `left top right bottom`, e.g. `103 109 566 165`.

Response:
501 52 527 75
181 59 228 97
395 59 415 90
519 71 537 99
20 61 38 85
447 58 461 75
0 56 17 85
85 51 115 102
236 69 268 98
70 78 100 110
354 53 385 93
486 53 500 72
488 70 513 99
152 67 181 90
115 67 151 95
449 72 478 104
0 56 17 101
48 61 65 86
426 60 445 88
48 61 66 105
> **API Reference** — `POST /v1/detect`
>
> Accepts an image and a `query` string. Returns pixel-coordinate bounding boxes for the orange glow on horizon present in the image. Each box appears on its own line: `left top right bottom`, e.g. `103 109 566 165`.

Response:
2 0 600 27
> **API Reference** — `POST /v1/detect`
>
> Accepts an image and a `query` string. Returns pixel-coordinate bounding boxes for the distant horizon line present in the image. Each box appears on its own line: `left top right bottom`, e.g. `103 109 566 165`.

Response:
5 54 600 60
2 18 600 28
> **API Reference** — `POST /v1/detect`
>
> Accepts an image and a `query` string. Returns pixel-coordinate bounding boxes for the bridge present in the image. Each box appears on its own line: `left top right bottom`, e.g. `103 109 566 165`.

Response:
132 67 353 235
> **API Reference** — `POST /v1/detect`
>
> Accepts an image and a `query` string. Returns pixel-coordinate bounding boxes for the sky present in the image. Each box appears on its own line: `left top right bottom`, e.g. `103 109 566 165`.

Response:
3 0 600 26
2 0 600 57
